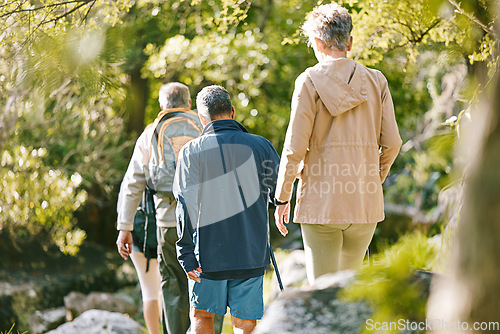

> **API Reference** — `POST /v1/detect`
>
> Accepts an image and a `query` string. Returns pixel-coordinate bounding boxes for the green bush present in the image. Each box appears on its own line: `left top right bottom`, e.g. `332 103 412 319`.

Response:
0 145 87 256
341 233 437 333
0 26 134 256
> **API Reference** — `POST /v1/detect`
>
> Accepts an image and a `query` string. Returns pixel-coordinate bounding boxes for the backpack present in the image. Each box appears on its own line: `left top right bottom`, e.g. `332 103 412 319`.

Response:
132 109 203 271
147 109 203 196
132 186 157 271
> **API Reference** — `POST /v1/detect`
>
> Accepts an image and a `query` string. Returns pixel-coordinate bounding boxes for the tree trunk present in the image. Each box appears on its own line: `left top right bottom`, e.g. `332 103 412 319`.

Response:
125 69 148 137
427 4 500 332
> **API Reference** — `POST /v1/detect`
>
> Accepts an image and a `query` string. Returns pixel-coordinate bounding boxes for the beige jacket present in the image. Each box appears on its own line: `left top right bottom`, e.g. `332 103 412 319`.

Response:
275 58 402 224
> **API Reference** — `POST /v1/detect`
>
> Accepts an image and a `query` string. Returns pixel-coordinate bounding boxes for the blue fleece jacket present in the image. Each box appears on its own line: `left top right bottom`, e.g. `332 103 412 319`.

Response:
173 120 280 280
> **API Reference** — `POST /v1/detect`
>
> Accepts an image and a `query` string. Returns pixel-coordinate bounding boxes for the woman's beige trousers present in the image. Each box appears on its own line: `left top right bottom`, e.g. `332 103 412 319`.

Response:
300 223 377 284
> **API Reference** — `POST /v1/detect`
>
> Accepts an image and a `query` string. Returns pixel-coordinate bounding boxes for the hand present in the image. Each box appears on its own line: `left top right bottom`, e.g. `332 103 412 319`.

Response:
116 230 133 260
187 267 202 283
274 203 290 237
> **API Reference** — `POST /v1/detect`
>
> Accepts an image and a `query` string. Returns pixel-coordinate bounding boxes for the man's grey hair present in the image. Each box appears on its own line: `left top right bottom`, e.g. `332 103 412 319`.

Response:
302 3 353 51
196 85 232 120
158 82 191 110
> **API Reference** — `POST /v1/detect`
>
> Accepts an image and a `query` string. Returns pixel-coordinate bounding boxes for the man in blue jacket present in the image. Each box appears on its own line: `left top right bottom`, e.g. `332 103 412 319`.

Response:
173 85 282 333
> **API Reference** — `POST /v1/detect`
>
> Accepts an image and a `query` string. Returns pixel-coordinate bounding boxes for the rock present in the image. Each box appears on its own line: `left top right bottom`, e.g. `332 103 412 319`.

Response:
64 291 138 320
257 270 436 334
255 270 372 334
64 292 86 320
0 243 138 331
29 307 66 334
269 249 308 301
45 309 142 334
307 270 356 291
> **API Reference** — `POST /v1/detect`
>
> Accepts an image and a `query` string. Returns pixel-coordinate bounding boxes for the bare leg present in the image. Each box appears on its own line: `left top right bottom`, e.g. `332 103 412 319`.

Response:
130 251 162 334
231 315 256 334
191 308 215 334
143 299 161 334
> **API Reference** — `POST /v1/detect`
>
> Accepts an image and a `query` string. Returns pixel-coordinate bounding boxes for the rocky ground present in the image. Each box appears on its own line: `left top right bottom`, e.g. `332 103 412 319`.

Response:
0 218 432 334
0 243 139 333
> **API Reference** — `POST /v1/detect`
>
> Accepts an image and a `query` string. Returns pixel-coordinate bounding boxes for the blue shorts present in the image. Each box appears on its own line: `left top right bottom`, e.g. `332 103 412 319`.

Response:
188 275 264 320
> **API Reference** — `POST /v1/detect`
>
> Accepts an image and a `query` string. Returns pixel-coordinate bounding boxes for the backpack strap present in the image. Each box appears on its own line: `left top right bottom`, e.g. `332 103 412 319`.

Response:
150 109 202 165
143 186 157 272
157 116 203 163
150 111 183 168
148 108 202 196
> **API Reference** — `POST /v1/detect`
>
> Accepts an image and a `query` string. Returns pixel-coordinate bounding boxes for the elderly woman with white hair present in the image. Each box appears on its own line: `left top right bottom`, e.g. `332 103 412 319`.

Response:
274 3 402 284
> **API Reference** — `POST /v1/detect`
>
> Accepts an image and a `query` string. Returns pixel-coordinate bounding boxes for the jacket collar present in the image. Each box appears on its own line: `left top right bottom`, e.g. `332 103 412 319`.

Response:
202 119 248 135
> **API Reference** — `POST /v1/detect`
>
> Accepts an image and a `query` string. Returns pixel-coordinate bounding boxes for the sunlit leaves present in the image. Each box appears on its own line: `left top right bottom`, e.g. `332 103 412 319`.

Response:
343 0 445 66
468 34 497 68
211 0 251 33
144 30 270 90
141 0 318 146
0 146 87 255
0 0 134 47
0 10 133 256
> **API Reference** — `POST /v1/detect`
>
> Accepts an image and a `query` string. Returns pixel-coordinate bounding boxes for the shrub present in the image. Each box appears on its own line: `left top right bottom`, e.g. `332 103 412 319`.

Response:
341 233 437 333
0 146 87 256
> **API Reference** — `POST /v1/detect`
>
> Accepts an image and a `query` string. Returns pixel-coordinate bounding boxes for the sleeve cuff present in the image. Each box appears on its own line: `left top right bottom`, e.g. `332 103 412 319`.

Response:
273 198 289 205
179 255 200 273
116 221 133 231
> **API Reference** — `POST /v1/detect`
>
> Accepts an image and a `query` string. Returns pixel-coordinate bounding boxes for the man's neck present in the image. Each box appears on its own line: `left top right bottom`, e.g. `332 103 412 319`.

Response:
200 115 233 127
210 116 233 121
318 49 347 61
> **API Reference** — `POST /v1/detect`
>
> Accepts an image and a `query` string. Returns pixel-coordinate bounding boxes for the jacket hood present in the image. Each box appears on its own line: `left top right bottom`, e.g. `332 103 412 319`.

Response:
307 58 367 117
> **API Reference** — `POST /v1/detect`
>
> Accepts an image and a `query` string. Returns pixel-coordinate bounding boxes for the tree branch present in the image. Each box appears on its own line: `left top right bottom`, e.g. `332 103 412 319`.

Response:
82 0 96 23
229 0 252 35
41 1 93 25
0 0 92 19
448 0 499 40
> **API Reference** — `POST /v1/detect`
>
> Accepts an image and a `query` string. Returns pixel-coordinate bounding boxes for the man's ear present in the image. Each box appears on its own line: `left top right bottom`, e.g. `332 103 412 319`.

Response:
231 106 235 119
189 99 192 108
347 36 353 52
314 37 324 52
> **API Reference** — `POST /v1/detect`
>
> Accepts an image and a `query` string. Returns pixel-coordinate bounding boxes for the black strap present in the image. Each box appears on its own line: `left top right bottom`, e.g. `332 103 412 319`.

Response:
348 63 357 85
270 244 284 291
143 187 157 272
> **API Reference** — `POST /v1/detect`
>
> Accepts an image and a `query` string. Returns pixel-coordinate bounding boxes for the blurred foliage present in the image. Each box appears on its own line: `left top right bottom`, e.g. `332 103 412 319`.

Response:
0 0 498 259
0 324 27 334
138 0 319 148
341 233 437 333
0 4 133 255
0 146 86 255
12 31 133 195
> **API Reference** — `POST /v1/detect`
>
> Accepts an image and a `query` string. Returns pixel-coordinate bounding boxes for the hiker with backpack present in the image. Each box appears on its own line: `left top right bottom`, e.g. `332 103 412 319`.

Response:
116 82 217 334
173 85 283 334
